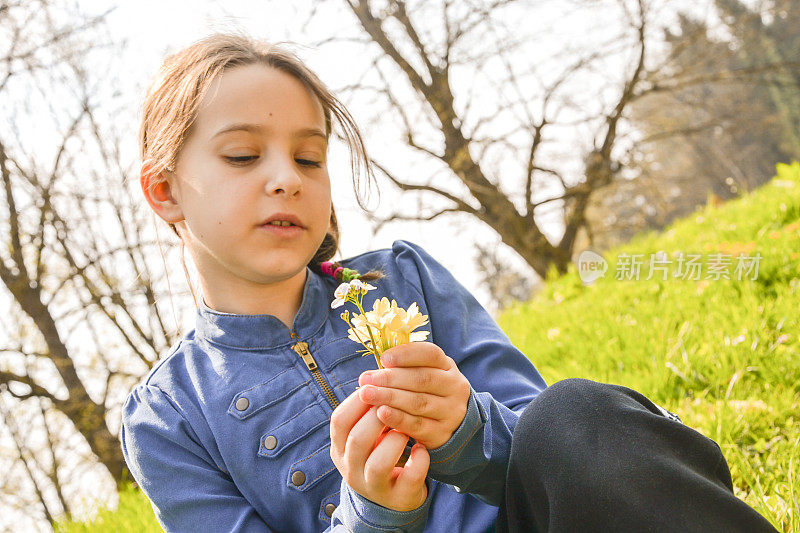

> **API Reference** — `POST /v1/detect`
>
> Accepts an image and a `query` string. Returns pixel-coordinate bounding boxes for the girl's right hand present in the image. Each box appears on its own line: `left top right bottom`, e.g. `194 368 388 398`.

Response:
330 390 430 512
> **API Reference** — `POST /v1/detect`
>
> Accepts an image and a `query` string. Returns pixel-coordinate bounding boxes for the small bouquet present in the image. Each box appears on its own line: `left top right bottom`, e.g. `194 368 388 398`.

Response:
331 279 430 369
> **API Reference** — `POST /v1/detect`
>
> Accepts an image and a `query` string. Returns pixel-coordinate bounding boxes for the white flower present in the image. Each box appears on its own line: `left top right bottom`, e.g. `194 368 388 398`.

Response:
349 279 377 294
331 282 351 309
331 280 378 309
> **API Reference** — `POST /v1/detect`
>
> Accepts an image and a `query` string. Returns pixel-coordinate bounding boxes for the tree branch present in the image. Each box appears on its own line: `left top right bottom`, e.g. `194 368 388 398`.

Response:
370 157 477 215
389 0 438 79
0 372 63 408
346 0 432 93
0 394 56 524
0 140 28 283
370 206 464 232
524 120 547 218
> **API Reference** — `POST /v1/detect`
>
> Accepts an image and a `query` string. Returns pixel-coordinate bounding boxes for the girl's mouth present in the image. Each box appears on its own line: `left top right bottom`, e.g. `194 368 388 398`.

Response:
258 222 304 237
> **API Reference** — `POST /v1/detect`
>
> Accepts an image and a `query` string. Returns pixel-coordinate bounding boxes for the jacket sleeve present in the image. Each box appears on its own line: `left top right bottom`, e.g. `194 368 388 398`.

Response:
121 384 354 532
121 384 276 532
331 477 434 532
391 240 548 506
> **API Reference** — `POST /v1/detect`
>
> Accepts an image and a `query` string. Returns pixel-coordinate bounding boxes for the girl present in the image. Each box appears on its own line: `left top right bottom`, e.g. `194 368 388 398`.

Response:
122 32 776 532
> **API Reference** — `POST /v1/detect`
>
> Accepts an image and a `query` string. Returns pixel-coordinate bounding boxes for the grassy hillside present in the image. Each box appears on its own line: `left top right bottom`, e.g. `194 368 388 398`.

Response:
56 163 800 531
498 162 800 531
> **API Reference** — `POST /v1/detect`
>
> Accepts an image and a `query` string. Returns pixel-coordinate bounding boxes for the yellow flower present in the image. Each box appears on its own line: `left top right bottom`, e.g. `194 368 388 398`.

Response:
347 313 378 346
331 277 430 369
385 302 430 345
343 297 430 367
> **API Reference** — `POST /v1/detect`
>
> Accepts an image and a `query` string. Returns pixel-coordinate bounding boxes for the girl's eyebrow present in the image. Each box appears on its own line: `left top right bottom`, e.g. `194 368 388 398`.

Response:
211 123 327 142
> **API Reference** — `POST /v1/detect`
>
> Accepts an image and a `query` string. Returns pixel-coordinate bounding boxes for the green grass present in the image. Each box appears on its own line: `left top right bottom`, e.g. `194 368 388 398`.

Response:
55 163 800 531
498 161 800 531
53 482 161 532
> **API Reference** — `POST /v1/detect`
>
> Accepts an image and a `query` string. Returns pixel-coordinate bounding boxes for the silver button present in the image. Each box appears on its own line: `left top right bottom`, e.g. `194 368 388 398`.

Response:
264 435 277 450
291 470 306 486
325 503 336 517
235 397 249 411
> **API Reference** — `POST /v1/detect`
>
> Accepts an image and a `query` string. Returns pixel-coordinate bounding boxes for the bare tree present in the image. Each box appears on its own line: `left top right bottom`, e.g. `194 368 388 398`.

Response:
0 1 188 528
302 0 798 282
299 0 654 278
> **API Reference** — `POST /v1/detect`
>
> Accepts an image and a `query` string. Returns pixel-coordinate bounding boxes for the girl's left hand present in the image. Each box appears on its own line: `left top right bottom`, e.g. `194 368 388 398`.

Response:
357 342 471 450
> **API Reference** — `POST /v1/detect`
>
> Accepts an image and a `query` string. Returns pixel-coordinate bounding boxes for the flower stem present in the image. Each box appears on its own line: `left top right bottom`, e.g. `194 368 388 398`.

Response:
353 297 383 369
344 314 383 369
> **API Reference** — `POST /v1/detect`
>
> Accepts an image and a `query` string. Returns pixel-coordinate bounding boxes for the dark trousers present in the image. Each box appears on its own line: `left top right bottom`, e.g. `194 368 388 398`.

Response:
495 379 777 533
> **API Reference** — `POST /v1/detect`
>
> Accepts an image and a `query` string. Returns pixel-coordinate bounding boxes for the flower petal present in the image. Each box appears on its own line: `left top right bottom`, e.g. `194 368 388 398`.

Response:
410 330 430 342
334 282 351 300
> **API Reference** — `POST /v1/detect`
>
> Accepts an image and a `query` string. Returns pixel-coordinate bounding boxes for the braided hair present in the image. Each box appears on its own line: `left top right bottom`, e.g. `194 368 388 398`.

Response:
305 207 384 282
314 260 384 283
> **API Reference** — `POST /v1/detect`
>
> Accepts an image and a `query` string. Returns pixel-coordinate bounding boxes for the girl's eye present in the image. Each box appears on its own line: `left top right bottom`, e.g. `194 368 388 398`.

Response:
296 159 322 168
224 155 258 164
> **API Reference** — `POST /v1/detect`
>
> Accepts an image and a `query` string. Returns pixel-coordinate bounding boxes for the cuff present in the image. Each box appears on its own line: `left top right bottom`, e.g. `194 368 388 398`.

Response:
427 387 485 480
332 477 434 532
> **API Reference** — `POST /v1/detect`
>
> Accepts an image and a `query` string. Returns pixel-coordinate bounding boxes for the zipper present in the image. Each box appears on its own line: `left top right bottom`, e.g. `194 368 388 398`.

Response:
292 341 340 409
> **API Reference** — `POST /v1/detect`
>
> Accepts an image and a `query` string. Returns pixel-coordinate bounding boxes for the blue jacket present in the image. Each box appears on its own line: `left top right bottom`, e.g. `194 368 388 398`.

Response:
121 240 547 532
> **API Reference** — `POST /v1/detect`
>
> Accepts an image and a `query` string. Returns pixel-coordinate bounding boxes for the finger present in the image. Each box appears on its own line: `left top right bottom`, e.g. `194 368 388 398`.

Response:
375 425 393 447
359 386 448 420
330 389 371 460
359 367 453 396
376 405 436 443
396 443 430 488
363 429 409 488
380 342 453 370
344 407 389 475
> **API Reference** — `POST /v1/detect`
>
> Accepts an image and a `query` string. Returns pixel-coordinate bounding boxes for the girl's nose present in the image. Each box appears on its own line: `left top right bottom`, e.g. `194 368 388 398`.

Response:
266 159 303 197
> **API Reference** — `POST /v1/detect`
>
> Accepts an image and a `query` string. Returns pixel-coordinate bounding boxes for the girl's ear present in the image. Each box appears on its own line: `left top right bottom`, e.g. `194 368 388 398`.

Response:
140 164 184 224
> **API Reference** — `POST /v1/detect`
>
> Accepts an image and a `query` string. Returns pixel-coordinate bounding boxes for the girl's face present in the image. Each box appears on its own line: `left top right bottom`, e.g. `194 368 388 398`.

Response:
169 64 332 292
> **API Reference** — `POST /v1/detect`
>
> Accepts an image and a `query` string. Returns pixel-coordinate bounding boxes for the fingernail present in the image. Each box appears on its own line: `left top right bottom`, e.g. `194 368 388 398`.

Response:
361 385 376 401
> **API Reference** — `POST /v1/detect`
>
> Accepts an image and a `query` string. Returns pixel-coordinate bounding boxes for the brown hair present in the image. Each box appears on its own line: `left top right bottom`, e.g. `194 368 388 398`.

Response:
139 32 383 307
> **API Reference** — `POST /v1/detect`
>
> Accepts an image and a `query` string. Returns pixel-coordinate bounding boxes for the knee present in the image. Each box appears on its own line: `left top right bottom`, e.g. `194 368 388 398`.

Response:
533 377 608 407
520 377 662 426
512 379 714 470
518 378 613 431
512 378 635 464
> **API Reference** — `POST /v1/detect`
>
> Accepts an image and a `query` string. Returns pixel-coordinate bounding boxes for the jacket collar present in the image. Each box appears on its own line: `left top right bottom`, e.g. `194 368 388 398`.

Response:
194 268 331 350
